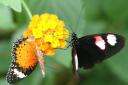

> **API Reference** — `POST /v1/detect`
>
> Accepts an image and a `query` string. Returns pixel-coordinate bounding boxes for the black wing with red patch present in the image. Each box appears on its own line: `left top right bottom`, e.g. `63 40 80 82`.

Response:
6 38 38 84
72 33 125 69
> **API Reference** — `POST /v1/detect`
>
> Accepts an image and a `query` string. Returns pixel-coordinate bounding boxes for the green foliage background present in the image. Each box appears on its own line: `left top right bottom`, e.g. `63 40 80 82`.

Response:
0 0 128 85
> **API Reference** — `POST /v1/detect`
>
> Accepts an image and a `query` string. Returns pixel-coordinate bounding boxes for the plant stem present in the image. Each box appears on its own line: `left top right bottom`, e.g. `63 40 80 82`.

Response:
21 0 32 20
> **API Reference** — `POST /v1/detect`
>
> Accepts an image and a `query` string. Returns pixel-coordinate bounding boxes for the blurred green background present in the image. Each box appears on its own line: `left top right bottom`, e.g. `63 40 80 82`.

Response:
0 0 128 85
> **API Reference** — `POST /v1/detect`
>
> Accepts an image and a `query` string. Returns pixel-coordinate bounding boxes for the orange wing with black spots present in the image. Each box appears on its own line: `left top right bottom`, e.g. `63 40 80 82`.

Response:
6 38 38 84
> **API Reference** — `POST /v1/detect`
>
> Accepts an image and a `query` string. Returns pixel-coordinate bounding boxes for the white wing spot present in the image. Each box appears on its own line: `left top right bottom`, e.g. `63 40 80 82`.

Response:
107 34 117 46
95 36 105 50
74 53 78 71
14 69 26 78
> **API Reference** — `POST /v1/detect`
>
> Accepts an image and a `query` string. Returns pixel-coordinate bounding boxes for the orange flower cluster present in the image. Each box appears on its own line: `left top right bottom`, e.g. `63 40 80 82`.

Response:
23 13 69 55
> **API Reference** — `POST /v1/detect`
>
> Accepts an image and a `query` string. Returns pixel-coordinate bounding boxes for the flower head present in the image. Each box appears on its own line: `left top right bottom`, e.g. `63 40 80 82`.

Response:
23 13 69 55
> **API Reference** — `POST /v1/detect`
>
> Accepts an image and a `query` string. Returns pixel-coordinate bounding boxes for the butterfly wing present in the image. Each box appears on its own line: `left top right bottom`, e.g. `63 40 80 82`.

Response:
72 47 79 78
6 38 38 84
72 33 125 69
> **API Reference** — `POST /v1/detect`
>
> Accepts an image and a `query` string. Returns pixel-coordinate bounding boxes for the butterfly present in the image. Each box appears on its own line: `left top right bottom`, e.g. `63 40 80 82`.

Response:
6 38 45 84
71 32 125 77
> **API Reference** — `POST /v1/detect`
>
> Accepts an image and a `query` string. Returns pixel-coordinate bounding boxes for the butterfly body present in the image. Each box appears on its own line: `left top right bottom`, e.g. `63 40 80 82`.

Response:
71 33 125 72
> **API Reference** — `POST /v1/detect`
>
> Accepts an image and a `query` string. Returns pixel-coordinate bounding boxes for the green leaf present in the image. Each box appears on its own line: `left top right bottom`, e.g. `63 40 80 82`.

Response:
0 0 21 12
0 78 9 85
0 6 15 29
102 0 128 22
54 49 71 68
0 40 11 72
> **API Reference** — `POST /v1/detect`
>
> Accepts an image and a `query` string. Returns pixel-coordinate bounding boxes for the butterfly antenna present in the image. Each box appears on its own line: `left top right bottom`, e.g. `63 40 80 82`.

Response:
61 14 74 33
75 6 84 32
67 24 74 33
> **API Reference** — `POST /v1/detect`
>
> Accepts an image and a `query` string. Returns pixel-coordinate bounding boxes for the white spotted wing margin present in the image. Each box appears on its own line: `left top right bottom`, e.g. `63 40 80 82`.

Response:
6 38 37 84
6 62 27 84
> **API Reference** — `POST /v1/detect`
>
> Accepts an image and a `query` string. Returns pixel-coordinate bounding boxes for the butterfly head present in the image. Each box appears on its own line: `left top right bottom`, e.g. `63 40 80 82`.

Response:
71 32 77 40
70 32 80 46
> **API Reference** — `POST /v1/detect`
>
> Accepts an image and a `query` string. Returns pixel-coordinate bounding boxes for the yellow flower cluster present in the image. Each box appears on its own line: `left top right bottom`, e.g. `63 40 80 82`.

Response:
23 13 69 55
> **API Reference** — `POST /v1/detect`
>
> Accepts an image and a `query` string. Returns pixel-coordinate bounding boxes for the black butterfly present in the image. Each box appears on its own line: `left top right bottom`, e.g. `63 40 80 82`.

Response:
71 32 125 77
